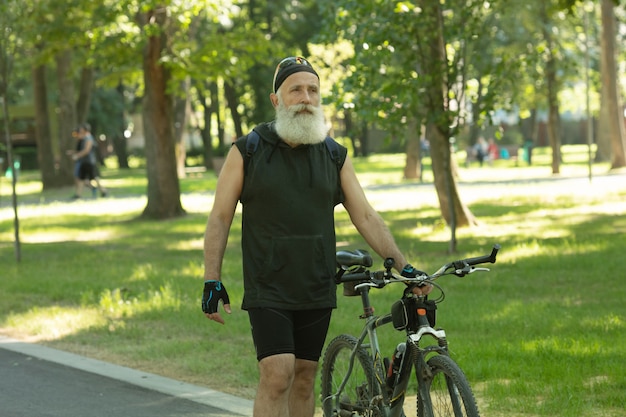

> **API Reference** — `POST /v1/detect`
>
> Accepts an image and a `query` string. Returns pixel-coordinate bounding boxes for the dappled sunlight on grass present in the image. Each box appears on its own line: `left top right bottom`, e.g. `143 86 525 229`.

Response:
0 197 147 223
179 261 203 278
26 228 118 243
3 306 106 342
581 314 624 332
2 283 183 342
127 263 158 282
463 197 626 251
166 237 204 251
481 300 525 323
0 177 43 195
521 337 602 356
98 284 181 317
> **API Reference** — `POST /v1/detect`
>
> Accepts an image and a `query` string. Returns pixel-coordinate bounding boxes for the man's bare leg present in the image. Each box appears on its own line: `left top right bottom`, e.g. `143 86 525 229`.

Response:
253 353 295 417
73 178 84 198
289 358 319 417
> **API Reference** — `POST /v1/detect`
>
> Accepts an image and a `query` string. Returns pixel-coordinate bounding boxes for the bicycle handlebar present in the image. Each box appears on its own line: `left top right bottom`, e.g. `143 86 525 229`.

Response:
429 243 500 278
336 249 373 269
452 243 500 267
335 244 501 287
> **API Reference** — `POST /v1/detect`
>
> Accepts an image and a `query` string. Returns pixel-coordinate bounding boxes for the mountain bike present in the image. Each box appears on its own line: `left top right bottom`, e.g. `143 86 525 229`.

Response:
320 244 501 417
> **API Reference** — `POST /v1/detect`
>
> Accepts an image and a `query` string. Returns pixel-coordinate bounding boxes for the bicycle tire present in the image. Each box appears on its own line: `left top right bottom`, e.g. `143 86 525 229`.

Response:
320 334 382 417
415 354 480 417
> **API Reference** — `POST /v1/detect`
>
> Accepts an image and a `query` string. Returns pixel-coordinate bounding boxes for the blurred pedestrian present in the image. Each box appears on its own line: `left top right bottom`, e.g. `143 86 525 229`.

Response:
67 124 107 198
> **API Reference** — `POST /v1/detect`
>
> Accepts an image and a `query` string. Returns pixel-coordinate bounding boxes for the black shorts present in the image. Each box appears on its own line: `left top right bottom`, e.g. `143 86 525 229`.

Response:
78 162 96 180
248 308 332 362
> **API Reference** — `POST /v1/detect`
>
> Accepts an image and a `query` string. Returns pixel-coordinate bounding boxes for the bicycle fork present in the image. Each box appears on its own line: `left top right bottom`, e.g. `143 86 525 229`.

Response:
389 328 448 417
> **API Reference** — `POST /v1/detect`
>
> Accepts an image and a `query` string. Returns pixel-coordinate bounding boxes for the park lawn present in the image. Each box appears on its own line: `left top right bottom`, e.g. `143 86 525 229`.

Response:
1 146 625 416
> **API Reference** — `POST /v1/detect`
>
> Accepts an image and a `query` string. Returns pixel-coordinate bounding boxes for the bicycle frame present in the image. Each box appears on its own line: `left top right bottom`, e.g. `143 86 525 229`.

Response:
400 303 450 417
328 284 398 417
329 284 449 417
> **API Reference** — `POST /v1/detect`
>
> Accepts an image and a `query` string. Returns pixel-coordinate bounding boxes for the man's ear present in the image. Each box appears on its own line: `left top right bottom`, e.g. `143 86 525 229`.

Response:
269 92 279 108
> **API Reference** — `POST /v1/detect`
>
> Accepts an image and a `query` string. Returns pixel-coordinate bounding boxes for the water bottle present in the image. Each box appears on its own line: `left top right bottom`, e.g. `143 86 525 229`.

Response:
386 342 406 387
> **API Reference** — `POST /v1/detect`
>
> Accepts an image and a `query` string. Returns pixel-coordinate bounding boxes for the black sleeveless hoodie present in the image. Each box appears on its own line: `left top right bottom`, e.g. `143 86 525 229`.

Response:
234 122 348 310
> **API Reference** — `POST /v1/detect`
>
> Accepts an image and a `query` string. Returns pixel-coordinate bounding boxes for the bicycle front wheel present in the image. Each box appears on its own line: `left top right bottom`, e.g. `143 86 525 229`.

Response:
320 334 381 417
416 354 480 417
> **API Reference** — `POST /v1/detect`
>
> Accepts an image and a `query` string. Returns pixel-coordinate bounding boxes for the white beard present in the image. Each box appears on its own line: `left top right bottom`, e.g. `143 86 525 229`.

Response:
274 95 328 145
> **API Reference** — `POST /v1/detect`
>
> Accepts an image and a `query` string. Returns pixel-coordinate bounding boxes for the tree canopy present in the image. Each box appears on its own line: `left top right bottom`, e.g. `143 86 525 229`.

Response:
2 0 625 236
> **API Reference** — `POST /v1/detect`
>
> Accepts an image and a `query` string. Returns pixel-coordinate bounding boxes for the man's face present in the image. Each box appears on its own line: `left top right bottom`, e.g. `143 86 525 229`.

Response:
73 129 83 140
272 74 328 146
271 72 320 109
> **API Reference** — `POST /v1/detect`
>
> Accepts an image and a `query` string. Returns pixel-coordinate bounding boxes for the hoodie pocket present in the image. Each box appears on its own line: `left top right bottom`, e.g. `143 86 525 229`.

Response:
259 235 331 304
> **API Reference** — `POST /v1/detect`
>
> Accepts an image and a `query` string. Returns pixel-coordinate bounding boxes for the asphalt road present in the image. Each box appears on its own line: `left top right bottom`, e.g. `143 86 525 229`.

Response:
0 336 253 417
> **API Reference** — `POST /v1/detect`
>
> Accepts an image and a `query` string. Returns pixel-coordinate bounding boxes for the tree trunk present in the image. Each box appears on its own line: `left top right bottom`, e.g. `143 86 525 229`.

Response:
196 84 215 170
418 0 477 251
428 124 477 229
541 2 561 174
360 121 370 157
224 81 243 140
1 42 22 261
600 0 626 168
174 77 190 179
209 82 225 150
546 83 562 173
76 66 94 125
140 7 185 219
55 49 77 186
343 109 359 157
469 78 484 145
112 82 129 169
596 92 611 162
403 119 420 180
32 64 57 190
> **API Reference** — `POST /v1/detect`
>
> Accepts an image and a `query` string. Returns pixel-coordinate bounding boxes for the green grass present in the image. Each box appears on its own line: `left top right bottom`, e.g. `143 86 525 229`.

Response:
1 145 625 416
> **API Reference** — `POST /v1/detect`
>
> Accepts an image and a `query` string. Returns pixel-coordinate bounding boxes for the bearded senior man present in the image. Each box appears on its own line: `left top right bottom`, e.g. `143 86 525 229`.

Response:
202 56 428 417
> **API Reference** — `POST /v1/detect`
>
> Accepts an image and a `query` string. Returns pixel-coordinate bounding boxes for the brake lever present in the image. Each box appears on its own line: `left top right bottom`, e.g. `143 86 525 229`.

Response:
467 267 490 274
354 280 386 291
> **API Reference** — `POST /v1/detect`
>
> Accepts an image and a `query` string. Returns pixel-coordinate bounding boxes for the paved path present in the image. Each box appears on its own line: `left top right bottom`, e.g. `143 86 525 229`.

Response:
2 168 626 217
0 336 253 417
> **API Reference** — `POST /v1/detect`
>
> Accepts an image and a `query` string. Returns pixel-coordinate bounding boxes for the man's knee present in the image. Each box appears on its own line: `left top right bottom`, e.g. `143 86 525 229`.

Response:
258 354 295 394
292 359 318 392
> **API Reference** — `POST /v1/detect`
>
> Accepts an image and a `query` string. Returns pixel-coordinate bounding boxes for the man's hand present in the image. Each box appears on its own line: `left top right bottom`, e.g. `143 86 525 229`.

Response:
401 264 433 296
202 280 231 324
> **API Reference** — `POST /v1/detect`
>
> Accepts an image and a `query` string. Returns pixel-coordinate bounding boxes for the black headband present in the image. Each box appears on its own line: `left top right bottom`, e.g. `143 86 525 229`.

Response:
273 57 319 93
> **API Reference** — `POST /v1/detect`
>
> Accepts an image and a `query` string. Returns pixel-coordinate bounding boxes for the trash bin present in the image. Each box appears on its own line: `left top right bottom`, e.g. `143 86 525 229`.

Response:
4 156 20 180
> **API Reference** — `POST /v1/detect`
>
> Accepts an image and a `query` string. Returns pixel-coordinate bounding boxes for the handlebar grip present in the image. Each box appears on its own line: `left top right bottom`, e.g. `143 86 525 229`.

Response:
336 249 373 268
454 244 501 268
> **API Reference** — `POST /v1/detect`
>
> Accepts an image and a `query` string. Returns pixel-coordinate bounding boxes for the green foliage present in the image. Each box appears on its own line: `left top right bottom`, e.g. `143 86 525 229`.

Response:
316 0 522 142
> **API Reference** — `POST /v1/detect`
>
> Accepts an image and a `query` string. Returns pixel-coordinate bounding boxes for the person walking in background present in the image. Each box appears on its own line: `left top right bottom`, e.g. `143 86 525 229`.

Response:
201 56 430 417
419 135 430 181
67 124 107 198
487 137 499 165
81 124 108 197
474 136 488 167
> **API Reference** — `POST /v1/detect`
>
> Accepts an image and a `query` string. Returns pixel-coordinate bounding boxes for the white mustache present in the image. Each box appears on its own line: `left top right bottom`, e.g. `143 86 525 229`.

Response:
288 103 317 115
